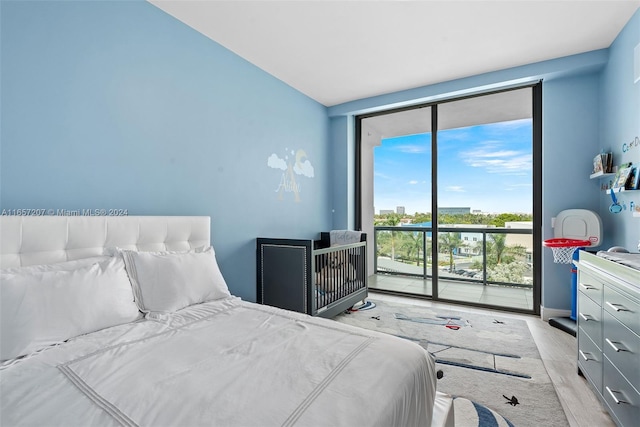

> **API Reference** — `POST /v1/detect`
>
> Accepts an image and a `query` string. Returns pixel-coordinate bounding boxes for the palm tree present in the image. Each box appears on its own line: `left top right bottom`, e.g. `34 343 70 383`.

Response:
402 232 424 266
381 214 402 260
438 232 463 272
488 233 507 264
486 233 526 265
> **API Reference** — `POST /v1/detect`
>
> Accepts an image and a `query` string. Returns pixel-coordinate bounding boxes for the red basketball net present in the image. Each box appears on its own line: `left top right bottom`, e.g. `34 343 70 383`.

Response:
543 238 591 264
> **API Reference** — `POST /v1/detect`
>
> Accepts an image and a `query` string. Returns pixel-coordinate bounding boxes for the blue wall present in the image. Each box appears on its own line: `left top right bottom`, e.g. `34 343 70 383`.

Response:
542 72 601 308
598 8 640 251
0 0 330 301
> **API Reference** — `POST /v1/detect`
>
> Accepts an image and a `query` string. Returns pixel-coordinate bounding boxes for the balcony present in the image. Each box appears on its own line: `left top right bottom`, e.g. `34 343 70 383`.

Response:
371 225 535 311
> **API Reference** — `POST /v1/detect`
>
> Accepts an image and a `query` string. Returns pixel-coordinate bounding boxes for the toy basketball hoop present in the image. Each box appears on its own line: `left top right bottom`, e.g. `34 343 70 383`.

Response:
543 238 591 264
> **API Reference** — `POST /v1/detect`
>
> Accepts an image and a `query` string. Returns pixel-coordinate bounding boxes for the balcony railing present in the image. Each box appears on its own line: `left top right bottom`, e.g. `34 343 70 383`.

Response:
374 225 533 288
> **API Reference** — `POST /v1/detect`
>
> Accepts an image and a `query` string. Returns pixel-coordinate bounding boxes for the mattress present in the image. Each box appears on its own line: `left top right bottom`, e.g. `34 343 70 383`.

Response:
1 297 439 427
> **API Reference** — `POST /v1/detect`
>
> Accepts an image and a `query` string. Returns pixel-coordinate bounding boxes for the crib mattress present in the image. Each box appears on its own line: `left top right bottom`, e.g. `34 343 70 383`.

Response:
1 297 438 426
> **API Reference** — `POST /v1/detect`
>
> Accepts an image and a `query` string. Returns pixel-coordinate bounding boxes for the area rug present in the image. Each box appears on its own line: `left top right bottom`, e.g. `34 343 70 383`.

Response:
334 299 568 427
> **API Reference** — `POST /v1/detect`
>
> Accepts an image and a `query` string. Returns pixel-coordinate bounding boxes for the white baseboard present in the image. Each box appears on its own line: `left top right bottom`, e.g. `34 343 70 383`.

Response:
540 306 571 322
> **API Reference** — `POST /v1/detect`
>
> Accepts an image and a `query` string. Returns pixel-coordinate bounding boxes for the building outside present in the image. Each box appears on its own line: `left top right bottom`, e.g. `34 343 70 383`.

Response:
452 224 496 256
437 207 471 215
505 221 533 264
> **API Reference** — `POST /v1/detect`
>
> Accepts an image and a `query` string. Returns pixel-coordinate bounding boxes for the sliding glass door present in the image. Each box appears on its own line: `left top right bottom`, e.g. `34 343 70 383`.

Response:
436 89 534 309
358 84 541 314
360 106 434 296
372 107 433 296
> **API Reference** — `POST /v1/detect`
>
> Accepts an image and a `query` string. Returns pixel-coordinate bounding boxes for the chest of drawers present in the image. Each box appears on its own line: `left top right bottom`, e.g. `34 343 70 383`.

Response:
576 251 640 427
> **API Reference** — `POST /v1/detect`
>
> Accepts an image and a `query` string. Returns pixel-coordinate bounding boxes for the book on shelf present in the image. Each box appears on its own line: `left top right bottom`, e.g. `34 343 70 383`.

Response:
629 166 640 190
611 163 633 190
593 154 604 173
592 152 613 174
605 152 613 173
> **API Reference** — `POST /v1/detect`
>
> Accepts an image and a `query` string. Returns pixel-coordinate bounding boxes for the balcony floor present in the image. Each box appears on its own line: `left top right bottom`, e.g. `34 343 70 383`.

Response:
369 273 535 311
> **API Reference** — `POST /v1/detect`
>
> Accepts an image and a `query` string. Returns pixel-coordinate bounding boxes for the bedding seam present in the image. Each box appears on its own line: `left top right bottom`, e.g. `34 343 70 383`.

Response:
58 365 138 427
56 302 379 427
282 337 377 427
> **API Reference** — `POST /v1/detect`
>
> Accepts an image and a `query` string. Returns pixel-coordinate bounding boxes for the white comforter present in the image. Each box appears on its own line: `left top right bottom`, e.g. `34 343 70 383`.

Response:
1 297 437 427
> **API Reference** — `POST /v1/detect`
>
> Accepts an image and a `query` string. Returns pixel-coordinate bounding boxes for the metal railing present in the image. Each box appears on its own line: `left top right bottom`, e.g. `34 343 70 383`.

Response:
374 225 533 288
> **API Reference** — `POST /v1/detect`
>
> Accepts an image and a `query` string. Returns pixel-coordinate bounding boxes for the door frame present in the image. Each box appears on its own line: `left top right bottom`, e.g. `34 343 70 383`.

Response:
355 82 542 315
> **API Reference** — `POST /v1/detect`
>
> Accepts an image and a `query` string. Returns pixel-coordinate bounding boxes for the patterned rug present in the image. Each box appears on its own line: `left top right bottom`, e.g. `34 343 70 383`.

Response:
334 299 568 427
452 397 515 427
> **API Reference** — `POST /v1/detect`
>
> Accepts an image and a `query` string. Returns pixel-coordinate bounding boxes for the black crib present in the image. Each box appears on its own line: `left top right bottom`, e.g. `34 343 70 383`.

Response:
256 233 367 318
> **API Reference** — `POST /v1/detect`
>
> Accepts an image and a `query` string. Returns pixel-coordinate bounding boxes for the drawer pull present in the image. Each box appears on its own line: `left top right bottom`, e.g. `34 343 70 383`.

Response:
579 313 594 321
605 386 629 405
579 350 595 361
605 301 629 312
579 283 597 291
605 338 628 352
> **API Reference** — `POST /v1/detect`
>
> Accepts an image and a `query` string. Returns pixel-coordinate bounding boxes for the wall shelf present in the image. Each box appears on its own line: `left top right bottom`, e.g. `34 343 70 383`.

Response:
606 188 639 194
590 171 615 179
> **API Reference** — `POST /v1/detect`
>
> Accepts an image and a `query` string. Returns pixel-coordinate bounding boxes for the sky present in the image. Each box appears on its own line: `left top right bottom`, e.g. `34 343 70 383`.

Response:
374 118 533 215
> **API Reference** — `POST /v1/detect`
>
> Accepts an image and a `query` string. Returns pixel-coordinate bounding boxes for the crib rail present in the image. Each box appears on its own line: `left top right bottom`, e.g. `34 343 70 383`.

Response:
314 241 367 314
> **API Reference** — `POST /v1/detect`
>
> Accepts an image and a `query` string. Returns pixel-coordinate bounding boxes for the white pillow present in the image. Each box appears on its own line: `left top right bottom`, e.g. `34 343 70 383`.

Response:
1 256 111 275
1 257 140 361
121 246 231 313
104 245 210 257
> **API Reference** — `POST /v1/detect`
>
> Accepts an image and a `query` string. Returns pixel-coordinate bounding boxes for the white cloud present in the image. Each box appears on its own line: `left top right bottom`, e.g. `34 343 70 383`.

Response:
294 159 315 178
446 186 465 192
472 149 521 158
408 180 419 185
267 154 287 171
394 144 428 154
505 182 533 191
462 141 531 175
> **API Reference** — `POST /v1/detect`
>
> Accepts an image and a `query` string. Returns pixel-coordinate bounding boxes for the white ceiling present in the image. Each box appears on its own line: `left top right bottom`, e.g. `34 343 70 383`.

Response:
149 0 640 107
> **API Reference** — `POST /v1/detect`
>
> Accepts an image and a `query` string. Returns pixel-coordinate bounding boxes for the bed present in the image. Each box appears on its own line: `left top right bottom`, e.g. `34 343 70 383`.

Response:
0 215 453 427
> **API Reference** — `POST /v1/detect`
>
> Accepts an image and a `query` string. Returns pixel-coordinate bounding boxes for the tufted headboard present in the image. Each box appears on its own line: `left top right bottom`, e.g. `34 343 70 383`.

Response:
0 216 210 269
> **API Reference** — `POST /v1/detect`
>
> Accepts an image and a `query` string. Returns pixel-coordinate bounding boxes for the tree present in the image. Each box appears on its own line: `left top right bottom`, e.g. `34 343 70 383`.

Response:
376 231 392 258
438 232 463 272
380 214 402 260
413 212 432 224
486 233 526 265
487 233 507 264
489 213 533 227
487 261 529 284
401 232 424 266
